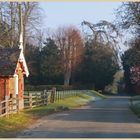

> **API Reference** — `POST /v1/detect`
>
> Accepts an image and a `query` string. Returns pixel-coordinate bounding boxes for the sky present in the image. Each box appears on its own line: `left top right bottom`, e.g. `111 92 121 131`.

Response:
40 2 122 29
39 2 129 53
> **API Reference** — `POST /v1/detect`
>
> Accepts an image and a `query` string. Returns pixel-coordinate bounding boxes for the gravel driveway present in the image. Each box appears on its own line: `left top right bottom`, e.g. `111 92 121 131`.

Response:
17 95 140 138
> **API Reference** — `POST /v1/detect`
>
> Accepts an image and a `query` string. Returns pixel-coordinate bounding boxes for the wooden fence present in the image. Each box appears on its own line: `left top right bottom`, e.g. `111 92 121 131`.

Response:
0 88 83 117
0 96 19 117
24 89 82 108
24 89 51 108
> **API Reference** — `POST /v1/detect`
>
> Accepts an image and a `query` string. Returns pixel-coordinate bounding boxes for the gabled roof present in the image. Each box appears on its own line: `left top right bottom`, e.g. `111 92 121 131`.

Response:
0 47 29 77
0 47 20 76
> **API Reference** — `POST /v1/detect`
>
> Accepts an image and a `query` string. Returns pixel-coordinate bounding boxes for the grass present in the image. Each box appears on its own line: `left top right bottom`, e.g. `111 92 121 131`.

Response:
130 96 140 118
86 90 107 99
0 112 33 137
130 103 140 117
0 91 99 138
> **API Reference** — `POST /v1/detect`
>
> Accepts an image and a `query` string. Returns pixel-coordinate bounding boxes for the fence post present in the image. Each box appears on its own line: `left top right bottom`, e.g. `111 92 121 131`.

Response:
43 90 45 105
29 93 32 108
43 90 47 105
50 87 56 103
5 96 9 117
63 90 64 99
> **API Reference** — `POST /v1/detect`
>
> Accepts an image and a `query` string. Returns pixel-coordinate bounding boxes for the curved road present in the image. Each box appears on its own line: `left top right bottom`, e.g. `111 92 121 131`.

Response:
17 95 140 138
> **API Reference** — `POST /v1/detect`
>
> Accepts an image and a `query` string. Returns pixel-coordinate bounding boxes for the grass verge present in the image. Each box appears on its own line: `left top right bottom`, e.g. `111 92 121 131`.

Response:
0 92 93 138
86 90 107 100
130 103 140 118
130 96 140 118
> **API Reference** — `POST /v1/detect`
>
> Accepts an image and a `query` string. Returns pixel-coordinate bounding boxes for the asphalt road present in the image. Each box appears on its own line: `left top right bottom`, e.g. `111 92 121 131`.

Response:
17 95 140 138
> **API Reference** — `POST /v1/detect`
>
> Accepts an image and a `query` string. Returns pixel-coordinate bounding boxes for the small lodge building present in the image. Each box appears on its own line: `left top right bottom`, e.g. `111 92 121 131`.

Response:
0 47 29 109
0 4 29 110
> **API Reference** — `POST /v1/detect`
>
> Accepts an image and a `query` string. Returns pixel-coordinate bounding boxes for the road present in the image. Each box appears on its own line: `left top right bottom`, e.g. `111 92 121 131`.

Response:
17 95 140 138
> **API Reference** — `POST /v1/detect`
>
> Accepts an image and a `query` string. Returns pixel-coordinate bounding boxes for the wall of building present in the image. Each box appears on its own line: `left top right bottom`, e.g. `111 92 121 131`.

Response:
0 77 16 101
15 62 24 109
0 61 24 110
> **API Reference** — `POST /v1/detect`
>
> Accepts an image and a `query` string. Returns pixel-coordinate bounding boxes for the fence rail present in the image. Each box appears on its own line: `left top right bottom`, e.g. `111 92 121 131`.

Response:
0 88 83 117
0 96 19 117
24 89 82 108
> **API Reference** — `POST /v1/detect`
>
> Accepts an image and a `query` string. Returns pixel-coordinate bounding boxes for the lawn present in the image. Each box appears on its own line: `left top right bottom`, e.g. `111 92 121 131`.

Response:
0 90 105 138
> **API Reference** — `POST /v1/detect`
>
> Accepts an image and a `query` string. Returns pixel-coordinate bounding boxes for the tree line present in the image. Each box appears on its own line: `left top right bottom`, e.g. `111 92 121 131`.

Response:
117 2 140 94
0 2 140 93
25 23 119 90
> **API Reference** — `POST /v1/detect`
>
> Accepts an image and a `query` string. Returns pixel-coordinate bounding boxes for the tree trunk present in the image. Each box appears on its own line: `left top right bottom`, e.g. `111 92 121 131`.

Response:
64 69 71 86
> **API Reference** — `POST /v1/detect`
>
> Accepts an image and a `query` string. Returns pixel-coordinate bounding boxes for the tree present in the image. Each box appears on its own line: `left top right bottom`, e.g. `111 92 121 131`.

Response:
76 20 120 90
82 20 120 64
40 38 63 84
21 2 42 49
54 26 84 86
116 2 140 36
121 38 140 92
75 40 119 90
116 2 140 93
24 43 40 85
0 2 18 47
0 2 42 48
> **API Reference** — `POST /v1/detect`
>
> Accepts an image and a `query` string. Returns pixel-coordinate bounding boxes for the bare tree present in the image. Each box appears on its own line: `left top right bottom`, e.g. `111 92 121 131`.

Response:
0 2 42 49
82 20 120 46
81 20 121 65
54 26 84 86
116 2 140 35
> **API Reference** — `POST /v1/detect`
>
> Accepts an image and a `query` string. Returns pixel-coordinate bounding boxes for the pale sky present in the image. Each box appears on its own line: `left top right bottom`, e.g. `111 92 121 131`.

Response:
40 2 122 29
39 2 130 53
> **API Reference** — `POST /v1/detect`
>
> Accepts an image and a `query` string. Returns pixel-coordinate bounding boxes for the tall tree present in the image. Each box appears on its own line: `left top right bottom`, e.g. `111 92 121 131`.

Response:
82 20 120 64
121 38 140 92
40 38 63 84
54 26 84 86
116 2 140 36
0 2 42 48
75 40 119 90
25 43 40 85
116 2 140 93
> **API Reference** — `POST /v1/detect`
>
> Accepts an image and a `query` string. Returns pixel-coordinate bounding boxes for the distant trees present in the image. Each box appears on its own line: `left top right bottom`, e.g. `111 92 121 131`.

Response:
0 3 122 91
25 26 84 86
25 21 119 90
117 2 140 93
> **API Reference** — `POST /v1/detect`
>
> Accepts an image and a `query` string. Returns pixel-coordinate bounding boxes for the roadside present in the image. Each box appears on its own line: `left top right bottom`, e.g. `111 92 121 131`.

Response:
130 95 140 118
0 90 103 138
17 94 140 138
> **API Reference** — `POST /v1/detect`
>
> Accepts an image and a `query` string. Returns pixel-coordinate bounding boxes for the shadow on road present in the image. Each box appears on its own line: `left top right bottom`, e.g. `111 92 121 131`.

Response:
17 95 140 138
48 95 138 123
